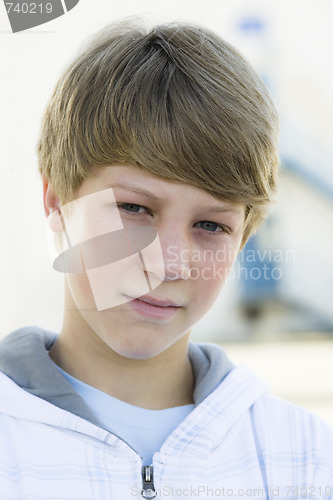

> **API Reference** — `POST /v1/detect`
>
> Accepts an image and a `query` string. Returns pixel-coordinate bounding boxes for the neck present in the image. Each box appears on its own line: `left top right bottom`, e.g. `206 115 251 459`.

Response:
49 311 194 410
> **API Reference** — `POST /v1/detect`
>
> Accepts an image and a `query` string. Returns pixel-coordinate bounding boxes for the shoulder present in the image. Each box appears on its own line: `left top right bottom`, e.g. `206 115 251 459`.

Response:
250 393 333 479
252 391 333 439
213 364 333 481
0 326 57 365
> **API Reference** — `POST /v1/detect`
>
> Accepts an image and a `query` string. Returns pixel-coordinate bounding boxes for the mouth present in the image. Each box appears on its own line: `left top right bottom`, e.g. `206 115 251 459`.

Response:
126 295 182 320
136 295 181 308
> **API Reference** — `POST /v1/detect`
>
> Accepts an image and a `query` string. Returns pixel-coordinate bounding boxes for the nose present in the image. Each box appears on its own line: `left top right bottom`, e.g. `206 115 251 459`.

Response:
158 224 192 281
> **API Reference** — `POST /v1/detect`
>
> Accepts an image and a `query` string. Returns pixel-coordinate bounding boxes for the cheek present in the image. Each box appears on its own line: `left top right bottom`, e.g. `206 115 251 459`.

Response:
195 245 237 281
189 247 239 307
194 268 226 308
66 272 96 312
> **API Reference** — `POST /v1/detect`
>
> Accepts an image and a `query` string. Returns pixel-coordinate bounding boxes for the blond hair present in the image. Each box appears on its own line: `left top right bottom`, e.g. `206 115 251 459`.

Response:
38 20 279 248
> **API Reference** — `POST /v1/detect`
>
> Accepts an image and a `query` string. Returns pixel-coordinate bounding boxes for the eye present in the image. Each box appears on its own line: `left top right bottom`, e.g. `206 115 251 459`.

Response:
117 203 148 214
196 221 228 233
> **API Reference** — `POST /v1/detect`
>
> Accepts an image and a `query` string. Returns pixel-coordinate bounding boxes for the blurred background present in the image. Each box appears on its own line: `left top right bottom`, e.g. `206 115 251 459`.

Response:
1 0 332 422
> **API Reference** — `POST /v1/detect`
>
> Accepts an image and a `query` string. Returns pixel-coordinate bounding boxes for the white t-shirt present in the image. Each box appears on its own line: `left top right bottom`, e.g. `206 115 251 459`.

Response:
57 366 195 465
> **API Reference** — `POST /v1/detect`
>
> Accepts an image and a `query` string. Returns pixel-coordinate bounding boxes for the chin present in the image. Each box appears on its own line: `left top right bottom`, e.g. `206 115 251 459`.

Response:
112 345 163 361
107 334 173 361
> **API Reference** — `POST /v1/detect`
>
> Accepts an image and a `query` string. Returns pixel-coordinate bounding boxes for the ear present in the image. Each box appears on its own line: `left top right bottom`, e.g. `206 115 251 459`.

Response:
43 178 64 233
43 178 61 215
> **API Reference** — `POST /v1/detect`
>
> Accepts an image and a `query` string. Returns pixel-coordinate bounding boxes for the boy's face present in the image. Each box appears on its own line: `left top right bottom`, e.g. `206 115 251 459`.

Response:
48 165 245 359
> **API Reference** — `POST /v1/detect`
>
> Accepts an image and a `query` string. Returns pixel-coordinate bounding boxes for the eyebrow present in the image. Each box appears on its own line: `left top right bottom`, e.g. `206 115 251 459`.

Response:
107 182 160 201
203 206 244 216
107 182 244 216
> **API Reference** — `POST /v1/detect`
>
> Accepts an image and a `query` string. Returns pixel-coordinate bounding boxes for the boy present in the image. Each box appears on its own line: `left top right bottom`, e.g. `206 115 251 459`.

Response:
0 20 332 499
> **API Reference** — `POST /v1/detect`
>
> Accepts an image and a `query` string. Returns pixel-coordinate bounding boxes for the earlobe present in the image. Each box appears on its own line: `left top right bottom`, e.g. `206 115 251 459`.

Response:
43 178 64 233
47 208 64 233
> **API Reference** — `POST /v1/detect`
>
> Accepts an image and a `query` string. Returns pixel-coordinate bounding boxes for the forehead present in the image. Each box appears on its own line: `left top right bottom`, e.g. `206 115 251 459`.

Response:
77 165 245 215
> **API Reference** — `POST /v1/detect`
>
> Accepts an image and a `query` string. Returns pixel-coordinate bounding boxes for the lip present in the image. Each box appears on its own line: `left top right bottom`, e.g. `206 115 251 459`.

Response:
126 295 182 320
136 295 180 308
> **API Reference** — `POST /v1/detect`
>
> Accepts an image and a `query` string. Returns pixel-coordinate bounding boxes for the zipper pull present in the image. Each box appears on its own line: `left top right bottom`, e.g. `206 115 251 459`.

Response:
141 465 157 499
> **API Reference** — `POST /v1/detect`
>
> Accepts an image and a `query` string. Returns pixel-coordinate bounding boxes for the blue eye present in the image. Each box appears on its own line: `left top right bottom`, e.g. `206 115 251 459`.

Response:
117 204 228 233
119 203 146 213
198 221 223 233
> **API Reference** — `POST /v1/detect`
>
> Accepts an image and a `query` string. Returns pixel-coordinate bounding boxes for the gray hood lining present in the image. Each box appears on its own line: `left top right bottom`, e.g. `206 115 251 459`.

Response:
0 326 234 427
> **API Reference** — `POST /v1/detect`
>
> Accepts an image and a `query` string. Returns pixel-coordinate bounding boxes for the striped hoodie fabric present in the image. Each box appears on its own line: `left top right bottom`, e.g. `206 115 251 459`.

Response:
0 328 332 499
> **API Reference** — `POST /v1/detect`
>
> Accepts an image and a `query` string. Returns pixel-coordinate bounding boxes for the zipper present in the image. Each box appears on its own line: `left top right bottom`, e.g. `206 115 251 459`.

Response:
141 465 157 499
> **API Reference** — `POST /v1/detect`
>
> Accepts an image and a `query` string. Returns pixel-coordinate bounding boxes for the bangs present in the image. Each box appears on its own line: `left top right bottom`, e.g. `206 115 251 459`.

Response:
38 21 279 245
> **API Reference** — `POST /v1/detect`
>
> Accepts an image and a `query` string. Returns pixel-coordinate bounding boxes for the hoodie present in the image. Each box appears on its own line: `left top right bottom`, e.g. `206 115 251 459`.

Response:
0 326 332 500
